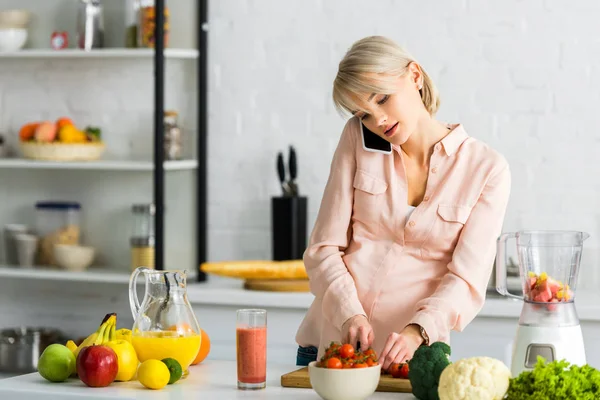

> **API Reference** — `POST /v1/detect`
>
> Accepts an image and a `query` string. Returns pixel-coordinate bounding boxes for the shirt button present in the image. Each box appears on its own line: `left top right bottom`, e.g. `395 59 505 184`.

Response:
408 220 416 227
423 195 430 201
431 166 438 173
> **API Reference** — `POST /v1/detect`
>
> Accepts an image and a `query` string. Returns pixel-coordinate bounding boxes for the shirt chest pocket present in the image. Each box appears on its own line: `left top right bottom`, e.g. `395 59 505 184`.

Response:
352 170 388 230
423 204 472 260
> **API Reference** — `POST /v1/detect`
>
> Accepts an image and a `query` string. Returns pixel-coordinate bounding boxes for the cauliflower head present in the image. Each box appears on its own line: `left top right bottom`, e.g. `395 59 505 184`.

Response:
437 356 511 400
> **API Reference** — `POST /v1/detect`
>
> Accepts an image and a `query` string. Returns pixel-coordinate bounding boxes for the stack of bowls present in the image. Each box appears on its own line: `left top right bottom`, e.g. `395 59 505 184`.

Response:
0 9 30 52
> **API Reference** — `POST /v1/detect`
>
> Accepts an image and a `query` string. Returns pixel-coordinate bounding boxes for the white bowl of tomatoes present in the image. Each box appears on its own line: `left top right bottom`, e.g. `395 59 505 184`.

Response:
308 343 381 400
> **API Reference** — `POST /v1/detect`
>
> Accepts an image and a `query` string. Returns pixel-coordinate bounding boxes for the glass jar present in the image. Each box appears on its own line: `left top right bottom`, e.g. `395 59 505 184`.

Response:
35 202 81 266
131 204 155 270
125 0 140 48
138 0 170 48
164 110 182 160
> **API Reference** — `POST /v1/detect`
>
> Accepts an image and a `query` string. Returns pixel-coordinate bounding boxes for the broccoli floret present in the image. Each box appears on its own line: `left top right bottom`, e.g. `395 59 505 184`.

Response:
407 342 452 400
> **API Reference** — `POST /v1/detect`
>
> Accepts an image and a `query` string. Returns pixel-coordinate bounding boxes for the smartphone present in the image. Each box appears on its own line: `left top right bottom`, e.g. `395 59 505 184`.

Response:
360 122 392 154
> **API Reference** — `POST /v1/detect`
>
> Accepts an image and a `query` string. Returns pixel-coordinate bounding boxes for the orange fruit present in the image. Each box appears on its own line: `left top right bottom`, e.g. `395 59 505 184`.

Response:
56 117 74 129
19 122 39 141
191 329 210 365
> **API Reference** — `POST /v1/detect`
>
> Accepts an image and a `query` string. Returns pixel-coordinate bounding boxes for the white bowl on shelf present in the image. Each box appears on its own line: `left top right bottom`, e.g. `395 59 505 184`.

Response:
53 244 95 272
308 361 381 400
0 28 27 52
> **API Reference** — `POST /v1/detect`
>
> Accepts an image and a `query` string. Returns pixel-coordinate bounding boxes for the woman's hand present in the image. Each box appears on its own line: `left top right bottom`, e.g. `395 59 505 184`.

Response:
341 315 374 351
379 324 424 370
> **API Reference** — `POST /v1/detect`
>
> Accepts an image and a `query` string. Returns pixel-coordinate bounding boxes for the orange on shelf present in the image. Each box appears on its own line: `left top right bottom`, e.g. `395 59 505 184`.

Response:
191 329 210 365
56 117 74 129
19 122 39 141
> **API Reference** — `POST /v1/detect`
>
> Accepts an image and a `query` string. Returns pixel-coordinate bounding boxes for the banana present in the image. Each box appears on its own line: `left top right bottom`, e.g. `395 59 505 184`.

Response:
73 313 117 358
66 340 77 353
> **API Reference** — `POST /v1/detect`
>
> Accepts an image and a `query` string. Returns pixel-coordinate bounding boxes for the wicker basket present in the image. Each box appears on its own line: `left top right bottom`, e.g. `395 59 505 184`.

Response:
19 142 106 161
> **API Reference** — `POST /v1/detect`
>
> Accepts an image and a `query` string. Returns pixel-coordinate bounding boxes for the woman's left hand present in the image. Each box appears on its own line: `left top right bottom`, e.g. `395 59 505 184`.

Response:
379 324 424 371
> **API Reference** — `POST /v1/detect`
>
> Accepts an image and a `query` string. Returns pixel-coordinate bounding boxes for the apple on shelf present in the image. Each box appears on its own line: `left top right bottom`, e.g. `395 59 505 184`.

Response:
18 117 105 161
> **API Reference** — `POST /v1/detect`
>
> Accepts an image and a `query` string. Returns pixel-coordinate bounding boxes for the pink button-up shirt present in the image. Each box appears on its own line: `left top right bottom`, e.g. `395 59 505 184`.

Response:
295 117 511 358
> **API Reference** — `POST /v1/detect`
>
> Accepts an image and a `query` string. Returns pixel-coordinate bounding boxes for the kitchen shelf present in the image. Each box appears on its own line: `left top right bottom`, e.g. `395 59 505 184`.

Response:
0 158 198 171
0 265 132 284
0 48 198 59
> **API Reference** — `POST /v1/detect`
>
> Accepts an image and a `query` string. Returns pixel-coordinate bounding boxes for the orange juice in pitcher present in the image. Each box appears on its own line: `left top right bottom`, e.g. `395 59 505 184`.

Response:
129 267 201 374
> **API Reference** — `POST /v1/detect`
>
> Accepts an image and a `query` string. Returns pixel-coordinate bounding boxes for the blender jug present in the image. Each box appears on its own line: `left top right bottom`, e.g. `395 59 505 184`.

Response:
497 230 589 306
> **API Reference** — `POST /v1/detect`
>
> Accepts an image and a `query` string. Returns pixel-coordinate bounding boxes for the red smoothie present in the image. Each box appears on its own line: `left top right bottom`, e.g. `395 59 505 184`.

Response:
236 326 267 384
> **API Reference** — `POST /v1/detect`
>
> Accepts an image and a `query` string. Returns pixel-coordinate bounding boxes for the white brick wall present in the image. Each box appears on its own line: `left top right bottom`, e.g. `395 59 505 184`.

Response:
208 0 600 288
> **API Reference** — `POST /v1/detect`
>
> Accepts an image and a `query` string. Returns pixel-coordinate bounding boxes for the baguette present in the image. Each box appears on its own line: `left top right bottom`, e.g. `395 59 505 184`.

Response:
200 259 308 280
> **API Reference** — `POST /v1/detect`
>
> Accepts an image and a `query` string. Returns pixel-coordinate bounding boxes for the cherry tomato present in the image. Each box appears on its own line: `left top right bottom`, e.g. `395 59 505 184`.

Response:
354 363 368 368
366 358 378 367
326 357 342 369
399 363 409 379
388 363 402 378
342 361 354 369
339 343 355 359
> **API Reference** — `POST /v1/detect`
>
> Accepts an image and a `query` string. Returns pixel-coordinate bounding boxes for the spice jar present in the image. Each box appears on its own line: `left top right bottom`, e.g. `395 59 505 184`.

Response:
130 204 155 270
35 202 81 266
164 110 182 160
125 0 140 48
138 0 170 48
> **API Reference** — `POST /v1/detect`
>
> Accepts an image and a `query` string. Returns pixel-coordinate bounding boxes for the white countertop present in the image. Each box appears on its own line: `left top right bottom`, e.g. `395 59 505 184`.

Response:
0 360 413 400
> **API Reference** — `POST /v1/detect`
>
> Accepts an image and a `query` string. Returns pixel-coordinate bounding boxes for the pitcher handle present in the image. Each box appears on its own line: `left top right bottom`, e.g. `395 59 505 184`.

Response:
129 266 148 320
496 233 522 300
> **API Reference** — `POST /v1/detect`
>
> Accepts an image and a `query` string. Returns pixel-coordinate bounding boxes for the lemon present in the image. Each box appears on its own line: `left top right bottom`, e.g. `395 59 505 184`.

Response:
162 358 183 384
137 359 170 390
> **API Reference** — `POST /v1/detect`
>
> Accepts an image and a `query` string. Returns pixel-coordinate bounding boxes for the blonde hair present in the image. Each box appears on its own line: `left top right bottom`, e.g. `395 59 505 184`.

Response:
333 36 440 116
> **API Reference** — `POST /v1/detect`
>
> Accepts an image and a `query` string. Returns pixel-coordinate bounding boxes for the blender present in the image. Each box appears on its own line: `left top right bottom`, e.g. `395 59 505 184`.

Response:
496 230 589 377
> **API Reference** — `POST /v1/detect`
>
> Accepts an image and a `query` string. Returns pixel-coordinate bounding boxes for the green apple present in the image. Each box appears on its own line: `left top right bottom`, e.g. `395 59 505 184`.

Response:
38 344 76 382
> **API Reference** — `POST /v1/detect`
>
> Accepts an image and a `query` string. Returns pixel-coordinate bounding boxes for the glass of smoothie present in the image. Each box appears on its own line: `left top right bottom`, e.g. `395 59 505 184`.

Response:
236 309 267 390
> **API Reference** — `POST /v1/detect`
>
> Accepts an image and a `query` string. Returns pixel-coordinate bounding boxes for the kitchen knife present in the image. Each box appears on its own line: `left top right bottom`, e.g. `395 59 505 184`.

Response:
277 152 289 196
288 146 298 196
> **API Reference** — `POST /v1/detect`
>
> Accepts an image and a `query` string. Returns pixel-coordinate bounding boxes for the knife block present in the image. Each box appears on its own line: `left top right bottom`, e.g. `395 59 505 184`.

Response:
271 196 307 261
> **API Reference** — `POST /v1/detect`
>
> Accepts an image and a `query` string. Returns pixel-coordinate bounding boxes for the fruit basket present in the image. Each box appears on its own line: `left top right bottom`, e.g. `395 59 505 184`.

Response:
18 118 105 161
19 142 106 161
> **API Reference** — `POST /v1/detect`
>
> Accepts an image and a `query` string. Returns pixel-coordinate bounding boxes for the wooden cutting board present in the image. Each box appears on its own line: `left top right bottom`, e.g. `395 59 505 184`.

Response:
280 366 412 393
243 279 310 292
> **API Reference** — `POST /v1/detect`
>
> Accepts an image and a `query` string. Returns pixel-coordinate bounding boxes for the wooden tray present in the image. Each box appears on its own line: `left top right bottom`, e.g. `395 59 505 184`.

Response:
281 366 412 393
244 279 310 292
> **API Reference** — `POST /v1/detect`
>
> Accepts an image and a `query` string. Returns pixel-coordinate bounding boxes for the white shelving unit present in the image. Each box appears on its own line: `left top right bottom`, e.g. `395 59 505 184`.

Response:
0 265 132 284
0 158 198 171
0 48 198 59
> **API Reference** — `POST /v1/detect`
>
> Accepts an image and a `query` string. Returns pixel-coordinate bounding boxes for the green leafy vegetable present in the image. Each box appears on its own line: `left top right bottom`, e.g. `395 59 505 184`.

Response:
506 357 600 400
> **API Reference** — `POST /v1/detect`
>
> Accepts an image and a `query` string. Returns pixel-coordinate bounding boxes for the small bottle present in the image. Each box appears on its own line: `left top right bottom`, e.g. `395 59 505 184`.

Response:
130 204 155 270
164 110 182 160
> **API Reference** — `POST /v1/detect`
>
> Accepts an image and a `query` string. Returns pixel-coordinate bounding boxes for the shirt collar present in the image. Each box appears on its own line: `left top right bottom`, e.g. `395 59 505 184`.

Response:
440 123 469 156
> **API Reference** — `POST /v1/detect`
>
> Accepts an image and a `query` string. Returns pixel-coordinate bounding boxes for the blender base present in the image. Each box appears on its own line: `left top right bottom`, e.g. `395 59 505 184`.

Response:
511 324 586 377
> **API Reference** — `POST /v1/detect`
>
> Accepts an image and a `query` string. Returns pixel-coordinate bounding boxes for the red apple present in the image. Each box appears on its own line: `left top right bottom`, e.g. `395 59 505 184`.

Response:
76 345 118 387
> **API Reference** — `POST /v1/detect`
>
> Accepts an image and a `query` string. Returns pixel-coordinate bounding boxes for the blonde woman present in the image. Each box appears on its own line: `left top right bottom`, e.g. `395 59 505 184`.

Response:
295 36 511 371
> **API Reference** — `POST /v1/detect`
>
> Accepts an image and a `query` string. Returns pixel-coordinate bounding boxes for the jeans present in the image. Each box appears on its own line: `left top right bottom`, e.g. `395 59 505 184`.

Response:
296 345 318 366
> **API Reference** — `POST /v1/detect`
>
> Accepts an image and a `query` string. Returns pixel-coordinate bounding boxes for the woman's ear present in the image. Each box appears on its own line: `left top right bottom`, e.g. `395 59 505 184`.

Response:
407 62 423 90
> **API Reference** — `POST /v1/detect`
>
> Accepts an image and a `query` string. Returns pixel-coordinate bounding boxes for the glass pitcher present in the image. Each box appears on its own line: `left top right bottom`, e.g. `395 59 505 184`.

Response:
496 230 589 304
129 267 201 374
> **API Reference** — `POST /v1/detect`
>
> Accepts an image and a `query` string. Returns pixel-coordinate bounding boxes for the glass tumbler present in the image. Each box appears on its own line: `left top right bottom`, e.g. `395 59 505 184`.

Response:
236 309 267 390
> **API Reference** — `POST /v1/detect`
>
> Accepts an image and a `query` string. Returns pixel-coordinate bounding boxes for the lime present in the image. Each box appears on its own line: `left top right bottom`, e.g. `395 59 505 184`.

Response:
161 358 183 384
137 359 170 390
38 344 76 382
